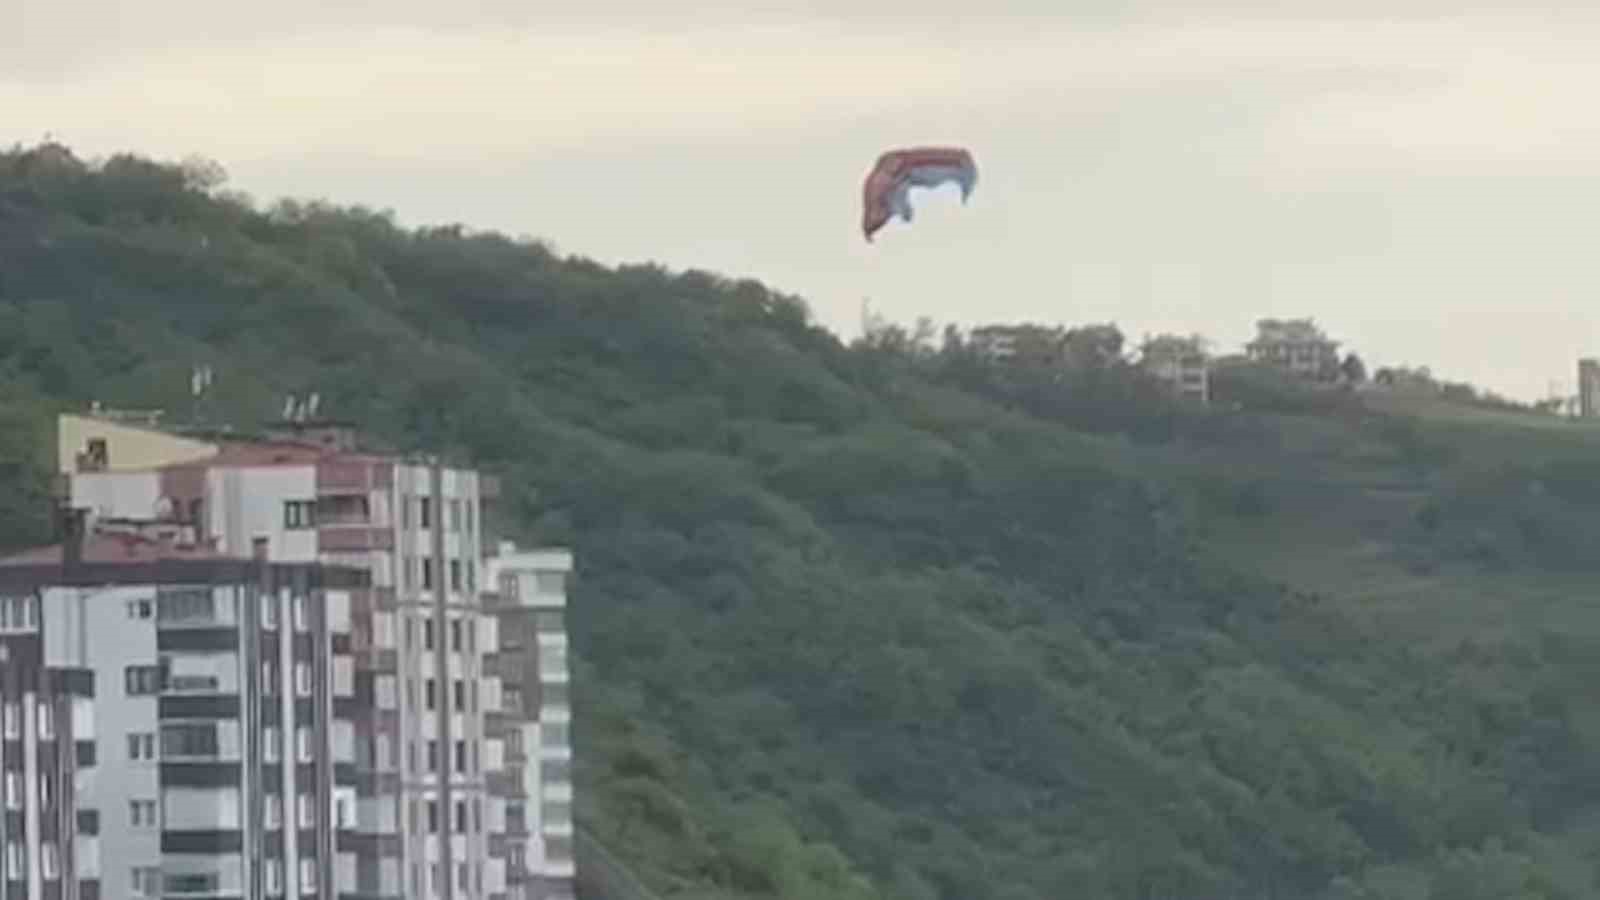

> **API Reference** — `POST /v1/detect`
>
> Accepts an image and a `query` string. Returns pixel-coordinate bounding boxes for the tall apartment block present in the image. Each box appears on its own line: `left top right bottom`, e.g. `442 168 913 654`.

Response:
12 409 579 900
0 518 369 900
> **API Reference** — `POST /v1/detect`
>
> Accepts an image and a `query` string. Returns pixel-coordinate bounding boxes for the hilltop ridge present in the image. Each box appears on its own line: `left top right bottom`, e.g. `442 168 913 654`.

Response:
4 144 1600 899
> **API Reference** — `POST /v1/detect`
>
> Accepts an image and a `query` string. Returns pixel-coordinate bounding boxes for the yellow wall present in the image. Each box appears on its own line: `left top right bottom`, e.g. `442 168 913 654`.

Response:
57 414 219 474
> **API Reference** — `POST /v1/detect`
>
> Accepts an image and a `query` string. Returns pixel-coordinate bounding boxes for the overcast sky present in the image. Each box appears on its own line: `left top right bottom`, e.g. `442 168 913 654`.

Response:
11 2 1600 401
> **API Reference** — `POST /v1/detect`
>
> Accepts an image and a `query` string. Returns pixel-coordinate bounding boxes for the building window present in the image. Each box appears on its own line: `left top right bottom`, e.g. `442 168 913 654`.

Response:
425 679 436 711
295 662 312 697
266 860 283 893
129 799 157 827
422 559 434 591
450 619 462 651
157 588 215 624
299 858 317 893
448 500 460 533
38 774 52 809
541 721 570 749
127 732 156 760
125 665 161 695
453 680 465 711
407 741 417 774
296 727 313 763
265 794 282 830
543 800 572 828
419 498 432 529
424 619 435 650
450 559 462 592
454 739 466 774
127 598 153 620
293 595 308 631
4 772 20 810
261 597 279 629
455 800 467 833
298 793 314 829
264 726 280 762
283 500 316 529
41 842 58 881
37 700 54 739
428 740 439 773
262 660 277 694
544 682 571 708
427 800 438 833
161 723 219 759
0 594 38 631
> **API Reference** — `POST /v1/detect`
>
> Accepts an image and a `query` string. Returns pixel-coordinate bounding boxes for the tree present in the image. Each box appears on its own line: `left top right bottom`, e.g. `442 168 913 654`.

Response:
1340 353 1368 384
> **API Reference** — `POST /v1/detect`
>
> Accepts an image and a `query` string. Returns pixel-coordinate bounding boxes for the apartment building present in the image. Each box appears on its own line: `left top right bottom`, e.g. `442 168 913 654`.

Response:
45 409 576 900
484 547 574 900
0 516 368 900
1578 358 1600 418
1139 335 1210 406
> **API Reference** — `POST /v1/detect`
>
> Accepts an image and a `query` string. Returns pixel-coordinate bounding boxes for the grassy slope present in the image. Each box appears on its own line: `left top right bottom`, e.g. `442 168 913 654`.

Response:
5 147 1600 899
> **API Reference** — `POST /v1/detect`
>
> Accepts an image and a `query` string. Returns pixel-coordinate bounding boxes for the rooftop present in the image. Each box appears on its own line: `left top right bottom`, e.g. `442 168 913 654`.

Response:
0 531 236 567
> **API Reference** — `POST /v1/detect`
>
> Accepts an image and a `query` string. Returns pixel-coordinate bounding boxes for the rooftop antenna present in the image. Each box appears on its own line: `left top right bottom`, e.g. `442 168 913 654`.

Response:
282 395 297 421
189 364 214 425
306 393 321 420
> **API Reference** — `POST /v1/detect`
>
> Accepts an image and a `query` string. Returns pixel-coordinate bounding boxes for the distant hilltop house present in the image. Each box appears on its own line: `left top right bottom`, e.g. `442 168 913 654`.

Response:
968 323 1124 368
969 324 1068 366
1138 334 1210 406
1245 318 1342 381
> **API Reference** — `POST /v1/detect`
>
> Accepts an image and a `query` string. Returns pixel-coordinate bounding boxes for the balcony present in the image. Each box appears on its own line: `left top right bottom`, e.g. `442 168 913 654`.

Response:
314 494 372 527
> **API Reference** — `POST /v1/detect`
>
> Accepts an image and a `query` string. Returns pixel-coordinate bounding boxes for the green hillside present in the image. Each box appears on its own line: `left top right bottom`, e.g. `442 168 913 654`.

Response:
5 144 1600 899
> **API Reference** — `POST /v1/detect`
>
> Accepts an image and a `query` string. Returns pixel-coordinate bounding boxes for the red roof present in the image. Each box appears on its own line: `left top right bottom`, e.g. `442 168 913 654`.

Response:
157 439 391 471
0 532 239 566
207 441 332 466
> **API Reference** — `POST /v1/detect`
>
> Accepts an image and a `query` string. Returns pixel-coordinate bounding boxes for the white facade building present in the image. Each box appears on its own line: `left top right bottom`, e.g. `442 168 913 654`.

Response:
38 413 577 900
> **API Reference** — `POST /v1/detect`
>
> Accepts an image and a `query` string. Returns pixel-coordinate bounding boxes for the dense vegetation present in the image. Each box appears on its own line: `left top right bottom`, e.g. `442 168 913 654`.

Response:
5 143 1600 899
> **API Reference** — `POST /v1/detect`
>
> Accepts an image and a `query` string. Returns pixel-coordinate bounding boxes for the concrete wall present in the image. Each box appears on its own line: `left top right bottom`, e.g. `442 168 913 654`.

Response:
57 415 217 475
67 585 163 896
70 471 161 521
206 466 319 561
